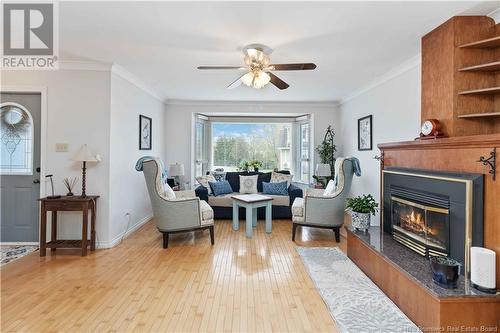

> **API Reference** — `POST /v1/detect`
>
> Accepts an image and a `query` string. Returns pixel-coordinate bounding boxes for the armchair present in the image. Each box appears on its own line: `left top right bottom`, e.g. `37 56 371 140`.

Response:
141 159 214 248
291 158 355 242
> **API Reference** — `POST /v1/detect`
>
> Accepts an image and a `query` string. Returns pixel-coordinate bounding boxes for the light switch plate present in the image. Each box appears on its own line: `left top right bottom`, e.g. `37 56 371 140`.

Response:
55 143 68 152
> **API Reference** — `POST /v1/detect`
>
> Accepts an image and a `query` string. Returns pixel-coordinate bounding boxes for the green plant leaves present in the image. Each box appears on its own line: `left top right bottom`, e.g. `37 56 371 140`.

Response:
346 194 379 215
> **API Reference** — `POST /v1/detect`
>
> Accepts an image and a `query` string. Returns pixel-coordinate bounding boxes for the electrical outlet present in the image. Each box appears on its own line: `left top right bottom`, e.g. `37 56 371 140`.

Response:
55 143 68 152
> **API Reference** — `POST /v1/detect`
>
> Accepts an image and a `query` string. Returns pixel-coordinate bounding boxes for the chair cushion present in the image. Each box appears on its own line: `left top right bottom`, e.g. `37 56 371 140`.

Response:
200 200 214 221
209 180 233 196
163 182 176 200
323 179 336 197
239 175 258 194
262 181 288 195
271 171 293 187
292 197 304 217
196 175 216 195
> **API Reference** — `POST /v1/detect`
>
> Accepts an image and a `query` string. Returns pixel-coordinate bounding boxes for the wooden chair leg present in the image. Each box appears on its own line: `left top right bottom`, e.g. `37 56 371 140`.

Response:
209 226 215 245
292 223 298 242
163 233 169 249
333 227 340 243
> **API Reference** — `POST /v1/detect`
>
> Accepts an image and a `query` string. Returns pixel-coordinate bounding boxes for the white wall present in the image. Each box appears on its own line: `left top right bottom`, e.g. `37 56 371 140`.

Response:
108 72 166 245
164 101 341 185
1 69 112 241
338 60 421 224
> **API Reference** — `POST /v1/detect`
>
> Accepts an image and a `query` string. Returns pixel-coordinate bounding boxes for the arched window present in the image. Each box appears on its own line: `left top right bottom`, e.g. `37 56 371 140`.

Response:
0 103 34 175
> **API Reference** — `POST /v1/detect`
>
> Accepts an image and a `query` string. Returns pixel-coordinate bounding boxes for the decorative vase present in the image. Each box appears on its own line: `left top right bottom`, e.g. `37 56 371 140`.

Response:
254 167 259 172
349 211 371 231
429 256 460 289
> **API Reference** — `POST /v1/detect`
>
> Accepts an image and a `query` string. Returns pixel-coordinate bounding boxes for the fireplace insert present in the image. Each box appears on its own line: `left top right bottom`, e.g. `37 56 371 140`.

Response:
383 168 484 276
391 195 449 257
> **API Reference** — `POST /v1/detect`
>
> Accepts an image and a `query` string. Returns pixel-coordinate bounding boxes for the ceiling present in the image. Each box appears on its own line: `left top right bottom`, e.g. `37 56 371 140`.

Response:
59 1 499 102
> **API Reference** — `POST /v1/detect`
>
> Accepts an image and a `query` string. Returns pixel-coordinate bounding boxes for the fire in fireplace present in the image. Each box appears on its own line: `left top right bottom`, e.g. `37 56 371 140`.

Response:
391 196 449 257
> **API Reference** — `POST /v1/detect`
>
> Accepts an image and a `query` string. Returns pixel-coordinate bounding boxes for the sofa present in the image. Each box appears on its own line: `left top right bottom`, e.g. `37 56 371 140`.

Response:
195 171 303 219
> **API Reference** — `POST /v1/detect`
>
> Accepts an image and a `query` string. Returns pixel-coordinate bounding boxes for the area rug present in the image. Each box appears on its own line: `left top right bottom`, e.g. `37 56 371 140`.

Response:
297 247 420 333
1 245 38 266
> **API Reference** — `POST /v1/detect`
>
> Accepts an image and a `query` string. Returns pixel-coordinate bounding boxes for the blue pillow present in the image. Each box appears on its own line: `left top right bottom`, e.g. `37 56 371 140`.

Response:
262 181 288 196
209 180 233 196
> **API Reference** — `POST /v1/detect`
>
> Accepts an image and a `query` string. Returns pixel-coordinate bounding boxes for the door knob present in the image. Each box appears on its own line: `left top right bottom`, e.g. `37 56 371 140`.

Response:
33 179 40 184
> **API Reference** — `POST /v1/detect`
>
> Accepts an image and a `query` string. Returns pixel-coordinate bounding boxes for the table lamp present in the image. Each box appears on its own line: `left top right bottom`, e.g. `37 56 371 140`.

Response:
168 163 185 188
315 163 332 178
73 144 100 197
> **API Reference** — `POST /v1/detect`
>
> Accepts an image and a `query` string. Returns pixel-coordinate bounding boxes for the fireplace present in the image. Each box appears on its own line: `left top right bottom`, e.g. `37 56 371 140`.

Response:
383 168 484 276
391 194 450 257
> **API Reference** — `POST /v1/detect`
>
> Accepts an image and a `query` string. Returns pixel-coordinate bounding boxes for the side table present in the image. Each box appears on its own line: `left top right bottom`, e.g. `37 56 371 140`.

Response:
38 195 99 256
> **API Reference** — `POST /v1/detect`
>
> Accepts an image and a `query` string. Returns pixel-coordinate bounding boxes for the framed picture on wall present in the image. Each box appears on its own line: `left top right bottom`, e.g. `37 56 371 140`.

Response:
139 115 152 150
358 115 372 151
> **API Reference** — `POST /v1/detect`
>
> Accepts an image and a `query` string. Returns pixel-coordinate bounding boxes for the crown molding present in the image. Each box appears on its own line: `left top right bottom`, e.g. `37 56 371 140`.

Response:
487 7 500 23
166 99 340 108
111 64 167 104
339 53 421 105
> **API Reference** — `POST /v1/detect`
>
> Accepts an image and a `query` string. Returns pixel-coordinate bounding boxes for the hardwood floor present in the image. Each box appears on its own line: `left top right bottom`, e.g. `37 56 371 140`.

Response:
1 219 345 332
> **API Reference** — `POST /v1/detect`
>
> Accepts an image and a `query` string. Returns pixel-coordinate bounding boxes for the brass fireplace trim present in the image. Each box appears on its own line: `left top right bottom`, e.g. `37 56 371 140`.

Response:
382 170 474 279
391 196 449 214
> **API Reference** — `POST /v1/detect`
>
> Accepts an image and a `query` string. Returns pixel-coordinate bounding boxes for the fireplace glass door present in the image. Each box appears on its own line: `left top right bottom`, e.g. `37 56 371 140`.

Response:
391 196 450 257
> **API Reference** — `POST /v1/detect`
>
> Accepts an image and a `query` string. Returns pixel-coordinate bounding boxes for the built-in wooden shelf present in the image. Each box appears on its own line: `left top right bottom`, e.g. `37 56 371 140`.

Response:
459 61 500 72
459 35 500 48
458 86 500 95
458 112 500 119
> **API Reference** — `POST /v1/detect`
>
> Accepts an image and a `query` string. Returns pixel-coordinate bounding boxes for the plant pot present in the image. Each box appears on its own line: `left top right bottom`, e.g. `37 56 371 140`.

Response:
349 211 371 231
254 168 259 172
429 256 460 289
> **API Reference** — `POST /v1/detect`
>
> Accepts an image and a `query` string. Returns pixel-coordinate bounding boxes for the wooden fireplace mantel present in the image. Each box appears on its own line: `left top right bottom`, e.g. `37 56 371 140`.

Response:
378 133 500 150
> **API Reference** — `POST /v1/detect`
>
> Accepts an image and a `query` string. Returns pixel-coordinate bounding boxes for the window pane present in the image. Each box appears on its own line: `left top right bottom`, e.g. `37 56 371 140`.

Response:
194 121 204 177
212 123 292 172
299 123 310 183
0 105 33 175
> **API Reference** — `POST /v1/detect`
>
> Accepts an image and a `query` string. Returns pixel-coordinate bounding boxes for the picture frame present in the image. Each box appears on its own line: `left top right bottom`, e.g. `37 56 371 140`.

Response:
139 115 152 150
358 115 372 151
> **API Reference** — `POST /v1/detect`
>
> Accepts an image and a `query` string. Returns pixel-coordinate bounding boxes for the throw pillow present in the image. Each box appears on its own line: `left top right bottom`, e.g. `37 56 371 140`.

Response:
196 175 216 194
323 179 336 197
239 175 258 194
209 180 233 196
270 171 293 187
210 171 227 182
163 182 176 200
262 181 288 196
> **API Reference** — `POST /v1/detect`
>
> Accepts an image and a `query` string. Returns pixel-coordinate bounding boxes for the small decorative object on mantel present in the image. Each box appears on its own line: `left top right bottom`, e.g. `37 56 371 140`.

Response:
139 115 152 150
45 174 61 199
73 144 100 197
346 194 378 232
63 176 78 196
357 115 372 151
429 256 460 289
416 119 445 140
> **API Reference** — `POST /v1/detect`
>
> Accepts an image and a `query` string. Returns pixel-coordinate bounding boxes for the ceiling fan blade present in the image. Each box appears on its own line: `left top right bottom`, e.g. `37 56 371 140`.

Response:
227 73 246 89
269 72 289 90
268 63 316 71
197 66 246 70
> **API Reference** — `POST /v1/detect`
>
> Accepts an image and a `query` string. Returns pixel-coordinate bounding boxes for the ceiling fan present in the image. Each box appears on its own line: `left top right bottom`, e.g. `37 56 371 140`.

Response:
197 44 316 90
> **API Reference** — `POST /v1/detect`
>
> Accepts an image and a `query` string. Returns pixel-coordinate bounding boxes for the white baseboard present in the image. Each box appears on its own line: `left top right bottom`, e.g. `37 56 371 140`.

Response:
0 242 39 246
96 214 153 249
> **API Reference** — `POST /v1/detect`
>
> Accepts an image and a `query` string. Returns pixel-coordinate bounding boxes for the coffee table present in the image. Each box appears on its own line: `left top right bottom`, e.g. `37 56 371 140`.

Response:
231 194 273 238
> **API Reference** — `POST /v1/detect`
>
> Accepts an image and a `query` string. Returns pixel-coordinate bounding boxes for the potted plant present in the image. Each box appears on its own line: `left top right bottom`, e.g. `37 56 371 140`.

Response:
345 194 378 231
250 160 263 172
315 125 336 178
239 160 250 172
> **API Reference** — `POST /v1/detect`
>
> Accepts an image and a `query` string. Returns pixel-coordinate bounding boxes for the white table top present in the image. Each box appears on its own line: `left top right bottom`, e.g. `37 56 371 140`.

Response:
231 194 273 203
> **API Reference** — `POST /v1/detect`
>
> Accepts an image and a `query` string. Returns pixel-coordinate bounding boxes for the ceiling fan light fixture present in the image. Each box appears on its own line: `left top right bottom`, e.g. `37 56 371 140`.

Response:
253 71 271 89
241 72 255 87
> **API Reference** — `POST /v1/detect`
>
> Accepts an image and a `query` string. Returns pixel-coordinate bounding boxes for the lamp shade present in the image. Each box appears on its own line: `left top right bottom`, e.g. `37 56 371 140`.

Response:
73 144 99 162
315 163 331 177
168 163 185 177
